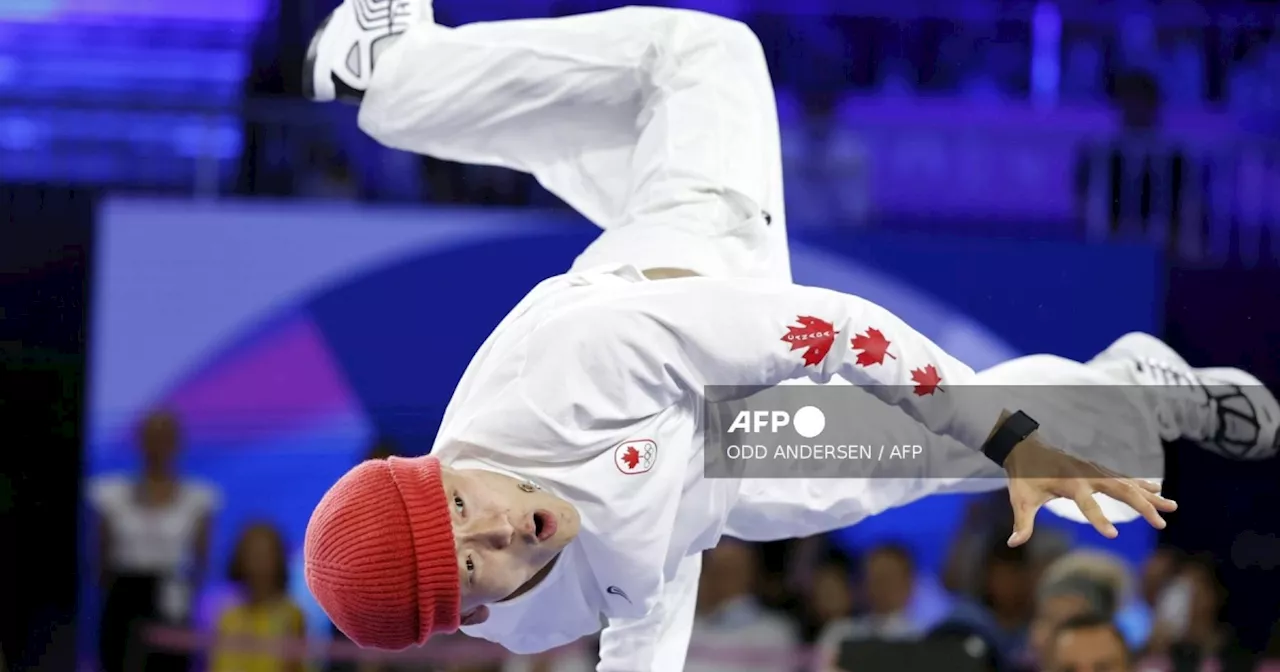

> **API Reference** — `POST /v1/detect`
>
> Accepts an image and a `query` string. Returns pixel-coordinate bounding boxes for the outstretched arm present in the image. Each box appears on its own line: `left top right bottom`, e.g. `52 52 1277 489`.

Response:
521 275 1175 543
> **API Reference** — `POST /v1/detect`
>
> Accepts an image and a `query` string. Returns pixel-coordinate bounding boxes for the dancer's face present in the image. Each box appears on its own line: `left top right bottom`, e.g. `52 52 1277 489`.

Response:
439 467 580 625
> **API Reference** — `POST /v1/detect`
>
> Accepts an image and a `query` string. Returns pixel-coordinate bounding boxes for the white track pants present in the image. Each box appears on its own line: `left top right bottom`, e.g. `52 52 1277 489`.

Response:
358 6 791 281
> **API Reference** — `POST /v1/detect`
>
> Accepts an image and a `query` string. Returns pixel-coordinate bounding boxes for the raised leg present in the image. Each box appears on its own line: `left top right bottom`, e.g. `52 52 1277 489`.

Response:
357 7 791 280
1088 332 1280 460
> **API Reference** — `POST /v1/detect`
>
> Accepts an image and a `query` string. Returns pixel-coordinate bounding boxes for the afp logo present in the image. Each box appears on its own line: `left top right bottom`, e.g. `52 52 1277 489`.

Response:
727 406 826 439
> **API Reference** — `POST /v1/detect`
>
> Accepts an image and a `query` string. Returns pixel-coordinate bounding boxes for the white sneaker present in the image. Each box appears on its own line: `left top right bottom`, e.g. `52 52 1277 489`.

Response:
303 0 430 103
1094 332 1280 460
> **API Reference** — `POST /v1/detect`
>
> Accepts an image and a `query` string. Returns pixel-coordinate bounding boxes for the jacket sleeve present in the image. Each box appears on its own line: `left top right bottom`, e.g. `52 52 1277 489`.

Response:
596 554 702 672
520 276 1008 453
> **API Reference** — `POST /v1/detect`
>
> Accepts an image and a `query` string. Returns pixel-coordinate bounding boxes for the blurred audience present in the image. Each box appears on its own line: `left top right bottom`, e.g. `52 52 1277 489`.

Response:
88 409 220 672
855 544 920 639
1075 68 1200 251
1043 613 1131 672
687 538 799 672
797 549 855 646
942 538 1034 665
1140 546 1181 611
1147 553 1249 668
815 543 920 671
1028 550 1129 669
212 522 306 672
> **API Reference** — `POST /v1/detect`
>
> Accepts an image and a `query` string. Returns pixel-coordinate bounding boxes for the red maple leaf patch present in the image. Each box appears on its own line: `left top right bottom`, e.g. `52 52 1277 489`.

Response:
782 316 838 367
621 446 641 470
910 365 945 396
851 328 897 367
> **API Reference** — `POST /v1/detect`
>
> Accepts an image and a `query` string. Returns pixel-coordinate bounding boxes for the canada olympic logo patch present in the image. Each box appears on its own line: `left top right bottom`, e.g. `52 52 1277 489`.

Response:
614 439 657 475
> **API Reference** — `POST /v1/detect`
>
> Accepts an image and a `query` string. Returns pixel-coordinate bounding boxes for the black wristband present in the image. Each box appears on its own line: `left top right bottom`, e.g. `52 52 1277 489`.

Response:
981 410 1040 467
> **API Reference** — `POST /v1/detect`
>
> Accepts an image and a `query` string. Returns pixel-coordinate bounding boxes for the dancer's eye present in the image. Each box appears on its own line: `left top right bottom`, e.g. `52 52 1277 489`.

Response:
454 494 465 515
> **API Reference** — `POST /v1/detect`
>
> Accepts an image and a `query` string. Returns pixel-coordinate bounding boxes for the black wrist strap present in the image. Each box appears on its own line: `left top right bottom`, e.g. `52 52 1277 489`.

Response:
982 410 1040 467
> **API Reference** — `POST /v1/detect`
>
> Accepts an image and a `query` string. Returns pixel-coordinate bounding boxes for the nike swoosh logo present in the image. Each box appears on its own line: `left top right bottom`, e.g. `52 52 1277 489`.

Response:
606 586 631 604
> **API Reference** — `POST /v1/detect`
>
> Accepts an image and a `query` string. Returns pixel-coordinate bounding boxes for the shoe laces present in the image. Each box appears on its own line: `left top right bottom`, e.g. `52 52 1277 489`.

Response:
1134 357 1217 441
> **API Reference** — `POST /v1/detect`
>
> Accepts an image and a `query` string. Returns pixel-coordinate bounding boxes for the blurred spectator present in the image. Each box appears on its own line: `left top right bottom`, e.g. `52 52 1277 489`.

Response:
88 409 219 672
1076 69 1196 250
941 539 1034 665
857 544 920 638
1043 613 1131 672
760 537 818 612
212 522 306 672
1027 551 1129 668
816 543 921 669
686 538 799 672
1147 554 1246 666
943 494 1009 595
1139 546 1180 610
798 549 855 644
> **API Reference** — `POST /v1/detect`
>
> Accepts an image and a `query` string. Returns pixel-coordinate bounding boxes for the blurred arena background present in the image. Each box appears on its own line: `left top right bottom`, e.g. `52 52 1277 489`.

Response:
2 0 1280 670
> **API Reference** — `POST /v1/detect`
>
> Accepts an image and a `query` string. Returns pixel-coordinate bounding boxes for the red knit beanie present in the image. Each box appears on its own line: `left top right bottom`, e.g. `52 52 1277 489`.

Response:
304 455 460 649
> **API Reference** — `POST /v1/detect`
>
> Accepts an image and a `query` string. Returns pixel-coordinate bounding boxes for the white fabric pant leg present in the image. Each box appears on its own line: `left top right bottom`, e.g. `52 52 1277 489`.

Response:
358 7 791 281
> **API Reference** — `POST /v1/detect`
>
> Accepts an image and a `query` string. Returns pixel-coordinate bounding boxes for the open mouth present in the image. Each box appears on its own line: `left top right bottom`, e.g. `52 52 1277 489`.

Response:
533 511 557 542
